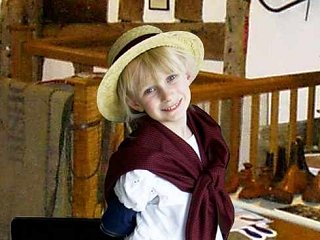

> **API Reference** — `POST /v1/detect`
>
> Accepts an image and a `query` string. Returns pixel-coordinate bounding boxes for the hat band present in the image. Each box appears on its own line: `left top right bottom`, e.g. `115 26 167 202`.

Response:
112 33 158 64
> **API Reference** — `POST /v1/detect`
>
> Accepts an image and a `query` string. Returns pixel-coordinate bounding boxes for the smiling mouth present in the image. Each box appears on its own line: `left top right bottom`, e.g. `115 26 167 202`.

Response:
162 99 182 112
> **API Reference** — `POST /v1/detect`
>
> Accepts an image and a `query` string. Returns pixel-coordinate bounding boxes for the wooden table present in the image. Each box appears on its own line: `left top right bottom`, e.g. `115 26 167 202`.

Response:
228 219 320 240
270 218 320 239
231 194 320 239
228 218 320 240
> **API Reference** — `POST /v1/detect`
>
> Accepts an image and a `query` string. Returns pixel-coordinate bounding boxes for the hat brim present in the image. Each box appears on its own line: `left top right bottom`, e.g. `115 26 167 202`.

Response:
97 31 204 122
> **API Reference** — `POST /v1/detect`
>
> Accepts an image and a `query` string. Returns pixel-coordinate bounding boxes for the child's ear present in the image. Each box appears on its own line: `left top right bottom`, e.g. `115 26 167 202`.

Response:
126 97 144 112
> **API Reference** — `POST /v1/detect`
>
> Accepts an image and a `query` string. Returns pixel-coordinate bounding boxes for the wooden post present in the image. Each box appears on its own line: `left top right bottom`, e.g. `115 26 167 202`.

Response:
1 0 43 81
222 0 251 178
68 76 104 217
10 24 35 82
67 76 124 217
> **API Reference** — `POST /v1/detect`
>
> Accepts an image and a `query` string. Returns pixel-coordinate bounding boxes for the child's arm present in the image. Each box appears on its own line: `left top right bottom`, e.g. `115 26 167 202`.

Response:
100 194 137 238
102 170 158 238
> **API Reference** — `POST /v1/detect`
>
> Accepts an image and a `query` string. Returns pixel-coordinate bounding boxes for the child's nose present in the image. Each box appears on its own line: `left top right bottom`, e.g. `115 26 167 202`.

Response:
160 88 173 102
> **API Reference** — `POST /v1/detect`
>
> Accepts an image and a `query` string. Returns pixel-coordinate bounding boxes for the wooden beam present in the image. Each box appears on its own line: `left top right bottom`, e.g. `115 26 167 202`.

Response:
175 0 203 22
42 0 107 23
37 22 225 62
119 0 144 22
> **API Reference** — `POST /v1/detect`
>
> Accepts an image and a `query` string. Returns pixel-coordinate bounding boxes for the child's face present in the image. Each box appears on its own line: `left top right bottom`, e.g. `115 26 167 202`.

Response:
127 70 192 128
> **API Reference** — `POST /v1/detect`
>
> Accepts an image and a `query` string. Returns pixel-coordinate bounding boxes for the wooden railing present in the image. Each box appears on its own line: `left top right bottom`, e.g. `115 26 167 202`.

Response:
192 71 320 177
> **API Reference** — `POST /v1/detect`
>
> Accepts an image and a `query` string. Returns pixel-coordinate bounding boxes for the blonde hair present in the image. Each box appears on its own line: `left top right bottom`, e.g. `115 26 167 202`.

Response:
117 46 197 122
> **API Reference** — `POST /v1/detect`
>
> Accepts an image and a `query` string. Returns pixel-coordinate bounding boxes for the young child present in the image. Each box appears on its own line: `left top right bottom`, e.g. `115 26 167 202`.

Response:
97 25 234 240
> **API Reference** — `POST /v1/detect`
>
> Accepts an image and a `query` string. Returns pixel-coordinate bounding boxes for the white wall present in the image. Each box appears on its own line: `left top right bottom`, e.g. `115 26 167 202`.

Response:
247 0 320 77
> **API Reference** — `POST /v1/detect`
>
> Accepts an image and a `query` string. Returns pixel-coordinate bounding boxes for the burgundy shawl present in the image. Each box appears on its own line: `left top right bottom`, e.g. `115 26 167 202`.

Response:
104 105 234 240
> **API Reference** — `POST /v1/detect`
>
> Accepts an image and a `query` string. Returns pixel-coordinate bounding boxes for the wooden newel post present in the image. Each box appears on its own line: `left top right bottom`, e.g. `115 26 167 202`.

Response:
68 76 104 217
69 75 124 218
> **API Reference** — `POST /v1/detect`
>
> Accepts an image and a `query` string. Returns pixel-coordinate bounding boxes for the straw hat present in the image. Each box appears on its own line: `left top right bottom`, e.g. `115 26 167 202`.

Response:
97 25 204 122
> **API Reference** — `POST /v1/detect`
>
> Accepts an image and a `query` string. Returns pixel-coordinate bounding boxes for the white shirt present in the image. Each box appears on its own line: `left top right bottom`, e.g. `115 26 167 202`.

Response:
114 135 223 240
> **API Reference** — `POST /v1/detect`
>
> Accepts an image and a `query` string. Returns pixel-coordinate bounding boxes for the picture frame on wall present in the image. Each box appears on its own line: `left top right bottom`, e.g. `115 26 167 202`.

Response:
149 0 169 10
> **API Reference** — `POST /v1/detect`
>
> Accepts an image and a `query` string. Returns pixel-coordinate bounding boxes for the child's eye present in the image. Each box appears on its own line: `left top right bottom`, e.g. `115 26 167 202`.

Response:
143 87 156 96
167 74 177 82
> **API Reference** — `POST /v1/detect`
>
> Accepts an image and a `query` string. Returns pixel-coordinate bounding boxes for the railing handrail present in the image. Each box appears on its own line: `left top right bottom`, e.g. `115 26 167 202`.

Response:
192 71 320 102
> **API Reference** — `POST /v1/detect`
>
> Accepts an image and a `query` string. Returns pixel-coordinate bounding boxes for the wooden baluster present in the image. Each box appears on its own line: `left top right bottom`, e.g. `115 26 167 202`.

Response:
287 89 298 162
270 91 279 175
227 98 242 179
210 100 220 122
306 86 315 151
250 94 260 168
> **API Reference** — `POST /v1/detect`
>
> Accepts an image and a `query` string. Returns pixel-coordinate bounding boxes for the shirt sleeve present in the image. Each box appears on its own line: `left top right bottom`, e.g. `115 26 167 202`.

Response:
100 194 137 238
114 170 158 212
